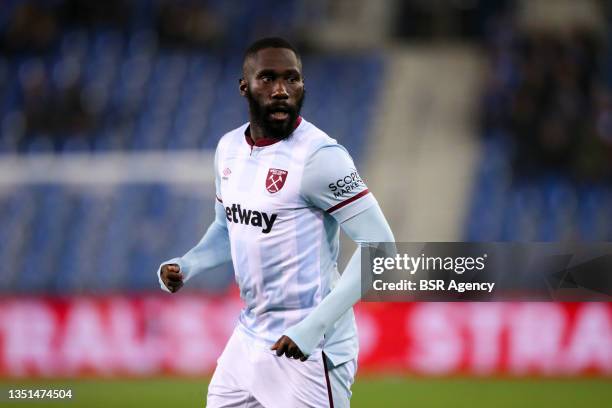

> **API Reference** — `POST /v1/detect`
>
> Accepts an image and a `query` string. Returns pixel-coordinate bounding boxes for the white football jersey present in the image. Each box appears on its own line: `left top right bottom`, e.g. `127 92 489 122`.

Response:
215 117 375 365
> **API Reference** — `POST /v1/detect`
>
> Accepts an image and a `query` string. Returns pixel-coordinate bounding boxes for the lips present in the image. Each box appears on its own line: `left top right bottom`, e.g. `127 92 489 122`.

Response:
267 105 292 121
270 111 289 120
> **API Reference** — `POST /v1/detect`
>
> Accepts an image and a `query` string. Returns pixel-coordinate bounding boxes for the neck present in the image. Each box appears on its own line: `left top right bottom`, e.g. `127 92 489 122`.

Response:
248 119 267 143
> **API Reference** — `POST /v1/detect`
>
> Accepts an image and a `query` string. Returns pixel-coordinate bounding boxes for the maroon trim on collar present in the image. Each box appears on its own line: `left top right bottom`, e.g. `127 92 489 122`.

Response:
244 116 303 147
244 134 278 147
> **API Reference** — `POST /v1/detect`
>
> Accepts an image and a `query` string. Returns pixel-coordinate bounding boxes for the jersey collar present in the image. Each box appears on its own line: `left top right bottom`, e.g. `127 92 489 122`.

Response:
244 116 303 147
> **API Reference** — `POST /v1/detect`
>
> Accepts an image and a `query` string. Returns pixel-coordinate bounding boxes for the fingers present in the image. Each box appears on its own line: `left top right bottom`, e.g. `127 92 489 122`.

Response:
162 264 182 279
166 280 183 293
270 336 306 360
166 270 183 282
271 336 285 356
161 264 183 293
286 344 305 360
165 264 180 273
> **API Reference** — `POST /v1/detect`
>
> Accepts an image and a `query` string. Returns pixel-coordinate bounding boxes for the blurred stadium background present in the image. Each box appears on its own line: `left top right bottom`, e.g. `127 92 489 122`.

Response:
0 0 611 407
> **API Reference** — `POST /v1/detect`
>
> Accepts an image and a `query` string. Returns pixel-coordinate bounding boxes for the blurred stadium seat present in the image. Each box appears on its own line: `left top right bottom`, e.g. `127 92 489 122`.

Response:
465 13 612 242
0 1 384 294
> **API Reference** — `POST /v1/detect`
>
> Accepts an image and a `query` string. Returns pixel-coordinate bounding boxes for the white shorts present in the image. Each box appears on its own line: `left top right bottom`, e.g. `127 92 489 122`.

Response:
207 327 357 408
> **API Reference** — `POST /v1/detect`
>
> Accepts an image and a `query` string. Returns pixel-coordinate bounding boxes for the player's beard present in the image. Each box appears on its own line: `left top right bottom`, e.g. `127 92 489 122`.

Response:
246 88 305 140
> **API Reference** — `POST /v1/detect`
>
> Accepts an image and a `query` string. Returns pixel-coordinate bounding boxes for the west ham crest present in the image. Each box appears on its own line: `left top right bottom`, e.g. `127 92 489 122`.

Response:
266 168 288 193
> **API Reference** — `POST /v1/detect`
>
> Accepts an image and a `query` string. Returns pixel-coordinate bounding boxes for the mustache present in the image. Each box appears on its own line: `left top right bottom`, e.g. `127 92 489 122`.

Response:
263 102 295 113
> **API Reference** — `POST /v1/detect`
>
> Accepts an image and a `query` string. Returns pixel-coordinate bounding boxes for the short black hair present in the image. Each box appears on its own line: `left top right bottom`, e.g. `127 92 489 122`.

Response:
243 37 301 66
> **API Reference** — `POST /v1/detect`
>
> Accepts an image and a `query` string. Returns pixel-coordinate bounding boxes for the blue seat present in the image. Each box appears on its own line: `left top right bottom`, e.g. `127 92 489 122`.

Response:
0 23 387 294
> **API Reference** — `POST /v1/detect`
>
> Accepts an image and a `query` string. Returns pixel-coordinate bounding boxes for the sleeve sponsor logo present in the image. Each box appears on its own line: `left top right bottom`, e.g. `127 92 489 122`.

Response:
328 170 365 199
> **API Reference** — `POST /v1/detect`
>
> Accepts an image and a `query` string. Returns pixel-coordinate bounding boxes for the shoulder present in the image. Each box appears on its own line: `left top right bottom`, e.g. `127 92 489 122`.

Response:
292 118 349 160
216 122 249 154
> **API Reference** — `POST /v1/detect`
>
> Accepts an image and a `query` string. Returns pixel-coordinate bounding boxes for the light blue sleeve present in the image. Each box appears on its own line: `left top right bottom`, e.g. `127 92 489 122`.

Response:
301 145 377 223
283 203 395 357
157 147 232 292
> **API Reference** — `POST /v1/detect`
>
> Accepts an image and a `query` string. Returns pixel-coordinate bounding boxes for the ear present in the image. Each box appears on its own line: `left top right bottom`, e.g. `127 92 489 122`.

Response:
239 78 248 97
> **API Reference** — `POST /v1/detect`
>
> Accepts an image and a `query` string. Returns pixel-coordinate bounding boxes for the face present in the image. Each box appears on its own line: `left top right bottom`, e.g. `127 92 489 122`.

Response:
240 47 305 139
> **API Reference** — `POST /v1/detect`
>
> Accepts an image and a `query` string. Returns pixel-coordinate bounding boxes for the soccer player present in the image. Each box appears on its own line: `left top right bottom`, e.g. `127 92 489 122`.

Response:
158 37 394 407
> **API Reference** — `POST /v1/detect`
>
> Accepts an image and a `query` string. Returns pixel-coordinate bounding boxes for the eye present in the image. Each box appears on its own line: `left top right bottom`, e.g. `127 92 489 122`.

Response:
261 75 273 83
287 76 300 84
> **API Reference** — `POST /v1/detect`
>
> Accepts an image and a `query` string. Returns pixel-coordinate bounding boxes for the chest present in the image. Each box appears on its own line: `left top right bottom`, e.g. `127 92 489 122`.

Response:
218 146 305 212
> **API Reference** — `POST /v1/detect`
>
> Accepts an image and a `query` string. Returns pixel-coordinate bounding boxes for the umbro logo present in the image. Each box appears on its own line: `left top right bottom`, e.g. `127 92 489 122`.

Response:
222 167 231 180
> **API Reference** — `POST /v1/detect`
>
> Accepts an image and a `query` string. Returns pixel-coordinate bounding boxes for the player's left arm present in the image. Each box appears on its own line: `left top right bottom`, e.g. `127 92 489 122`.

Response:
272 145 395 360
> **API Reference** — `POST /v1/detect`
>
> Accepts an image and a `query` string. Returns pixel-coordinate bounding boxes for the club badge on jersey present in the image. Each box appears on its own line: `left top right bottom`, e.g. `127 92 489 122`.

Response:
266 168 288 193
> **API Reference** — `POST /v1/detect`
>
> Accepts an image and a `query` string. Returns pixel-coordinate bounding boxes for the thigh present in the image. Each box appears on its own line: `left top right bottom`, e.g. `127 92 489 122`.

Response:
208 363 265 408
250 349 331 408
207 330 263 408
327 357 357 408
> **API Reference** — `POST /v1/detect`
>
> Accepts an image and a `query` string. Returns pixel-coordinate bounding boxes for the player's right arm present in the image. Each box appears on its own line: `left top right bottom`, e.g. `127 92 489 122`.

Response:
158 201 231 292
158 147 231 293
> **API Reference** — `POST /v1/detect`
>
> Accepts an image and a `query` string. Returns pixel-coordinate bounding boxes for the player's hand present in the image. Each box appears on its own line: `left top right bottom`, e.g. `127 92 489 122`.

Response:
160 264 184 293
271 335 307 361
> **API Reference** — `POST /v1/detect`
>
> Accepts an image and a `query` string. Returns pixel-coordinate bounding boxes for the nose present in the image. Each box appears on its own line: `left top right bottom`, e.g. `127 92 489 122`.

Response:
271 81 288 99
